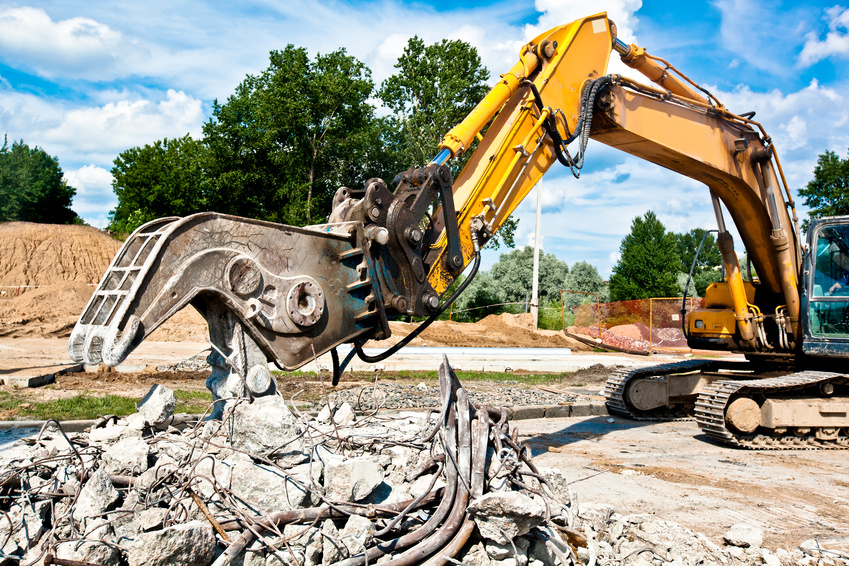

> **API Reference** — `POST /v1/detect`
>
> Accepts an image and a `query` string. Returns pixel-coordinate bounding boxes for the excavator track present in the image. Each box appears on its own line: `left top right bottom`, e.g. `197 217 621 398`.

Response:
604 359 732 421
696 372 849 450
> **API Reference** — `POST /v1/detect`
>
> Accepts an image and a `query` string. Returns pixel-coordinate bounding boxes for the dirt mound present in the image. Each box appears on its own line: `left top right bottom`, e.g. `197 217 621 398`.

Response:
0 222 121 287
370 313 591 351
0 281 93 337
0 280 208 341
0 223 208 341
147 307 209 342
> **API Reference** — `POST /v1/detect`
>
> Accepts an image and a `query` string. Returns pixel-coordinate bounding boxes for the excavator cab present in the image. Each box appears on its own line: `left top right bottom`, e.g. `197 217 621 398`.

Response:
803 216 849 356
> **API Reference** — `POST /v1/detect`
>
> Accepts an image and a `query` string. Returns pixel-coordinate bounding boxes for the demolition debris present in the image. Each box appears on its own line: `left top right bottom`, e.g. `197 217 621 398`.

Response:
0 358 839 566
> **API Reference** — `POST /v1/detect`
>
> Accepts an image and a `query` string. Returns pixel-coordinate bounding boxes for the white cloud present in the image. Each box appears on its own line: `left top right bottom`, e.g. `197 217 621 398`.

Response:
799 6 849 66
0 6 146 80
65 165 115 228
716 79 849 188
713 0 802 76
41 89 204 165
524 0 642 43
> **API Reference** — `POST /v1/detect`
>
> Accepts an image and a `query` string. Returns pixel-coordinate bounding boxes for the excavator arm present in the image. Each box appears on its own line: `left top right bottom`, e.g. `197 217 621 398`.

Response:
69 12 802 379
422 12 801 354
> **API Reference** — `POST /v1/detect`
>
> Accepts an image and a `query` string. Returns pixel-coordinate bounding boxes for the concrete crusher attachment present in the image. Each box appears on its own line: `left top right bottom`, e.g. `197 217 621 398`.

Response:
68 212 389 370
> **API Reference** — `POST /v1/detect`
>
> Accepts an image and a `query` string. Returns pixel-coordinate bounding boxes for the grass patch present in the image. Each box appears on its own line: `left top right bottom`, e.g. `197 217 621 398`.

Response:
0 391 137 420
0 389 214 422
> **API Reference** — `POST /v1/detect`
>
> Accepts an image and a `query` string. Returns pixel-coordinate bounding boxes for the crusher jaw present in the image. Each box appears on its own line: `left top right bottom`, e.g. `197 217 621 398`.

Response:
68 212 388 371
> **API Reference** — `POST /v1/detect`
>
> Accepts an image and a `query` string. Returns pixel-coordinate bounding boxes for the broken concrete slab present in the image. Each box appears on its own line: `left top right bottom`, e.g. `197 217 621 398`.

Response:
126 521 216 566
725 523 764 548
229 395 304 460
2 372 55 388
467 491 546 545
324 456 384 502
137 384 177 426
73 467 119 526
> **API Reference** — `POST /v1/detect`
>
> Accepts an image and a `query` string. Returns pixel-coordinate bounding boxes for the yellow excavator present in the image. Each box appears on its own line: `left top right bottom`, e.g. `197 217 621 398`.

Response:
69 13 849 448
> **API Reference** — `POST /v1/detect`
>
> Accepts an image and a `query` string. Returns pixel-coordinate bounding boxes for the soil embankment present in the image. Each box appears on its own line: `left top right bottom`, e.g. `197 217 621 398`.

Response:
0 222 589 349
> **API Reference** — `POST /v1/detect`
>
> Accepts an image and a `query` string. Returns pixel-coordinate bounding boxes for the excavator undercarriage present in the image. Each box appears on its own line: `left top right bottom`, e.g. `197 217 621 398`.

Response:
605 362 849 449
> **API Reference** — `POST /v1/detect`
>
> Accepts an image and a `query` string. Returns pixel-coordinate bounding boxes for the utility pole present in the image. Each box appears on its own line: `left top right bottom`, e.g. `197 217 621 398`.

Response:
531 180 542 328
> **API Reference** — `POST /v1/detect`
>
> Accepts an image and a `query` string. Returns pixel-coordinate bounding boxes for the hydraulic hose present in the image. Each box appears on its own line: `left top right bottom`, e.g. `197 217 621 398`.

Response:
354 243 482 364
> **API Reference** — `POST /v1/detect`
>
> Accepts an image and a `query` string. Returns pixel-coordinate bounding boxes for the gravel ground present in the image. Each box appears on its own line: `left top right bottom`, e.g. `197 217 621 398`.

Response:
326 381 583 410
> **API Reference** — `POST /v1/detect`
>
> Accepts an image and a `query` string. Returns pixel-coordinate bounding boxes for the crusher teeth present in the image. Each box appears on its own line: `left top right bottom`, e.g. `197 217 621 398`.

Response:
695 371 849 450
604 359 733 421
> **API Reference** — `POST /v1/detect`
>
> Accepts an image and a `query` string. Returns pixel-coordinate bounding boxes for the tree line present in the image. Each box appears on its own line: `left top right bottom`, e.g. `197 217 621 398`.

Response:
447 213 725 327
108 39 516 245
0 136 79 224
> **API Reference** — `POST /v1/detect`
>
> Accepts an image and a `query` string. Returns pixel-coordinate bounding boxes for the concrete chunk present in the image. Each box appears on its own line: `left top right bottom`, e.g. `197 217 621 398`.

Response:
230 396 304 459
137 384 177 426
467 491 545 545
324 456 384 502
126 520 215 566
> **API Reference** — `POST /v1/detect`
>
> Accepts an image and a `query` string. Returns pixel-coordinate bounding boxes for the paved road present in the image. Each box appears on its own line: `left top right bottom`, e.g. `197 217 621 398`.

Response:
1 337 675 376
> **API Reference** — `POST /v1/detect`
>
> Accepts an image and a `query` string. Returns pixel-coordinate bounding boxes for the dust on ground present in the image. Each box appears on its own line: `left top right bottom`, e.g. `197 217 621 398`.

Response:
523 416 849 551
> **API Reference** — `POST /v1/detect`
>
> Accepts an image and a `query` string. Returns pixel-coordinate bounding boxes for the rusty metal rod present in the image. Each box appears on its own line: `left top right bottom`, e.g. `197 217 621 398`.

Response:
187 487 230 543
379 386 472 566
44 554 106 566
421 410 490 566
213 489 444 566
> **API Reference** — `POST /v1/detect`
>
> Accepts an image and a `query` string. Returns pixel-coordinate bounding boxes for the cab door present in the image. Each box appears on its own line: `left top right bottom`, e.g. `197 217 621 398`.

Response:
802 216 849 357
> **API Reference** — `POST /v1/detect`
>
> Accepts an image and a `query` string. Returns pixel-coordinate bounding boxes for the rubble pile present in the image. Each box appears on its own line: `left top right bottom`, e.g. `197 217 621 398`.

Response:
0 359 830 566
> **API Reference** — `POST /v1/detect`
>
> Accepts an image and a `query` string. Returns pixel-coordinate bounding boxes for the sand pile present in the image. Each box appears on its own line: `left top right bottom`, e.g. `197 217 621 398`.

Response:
0 222 207 340
375 312 591 351
0 222 121 287
0 281 94 337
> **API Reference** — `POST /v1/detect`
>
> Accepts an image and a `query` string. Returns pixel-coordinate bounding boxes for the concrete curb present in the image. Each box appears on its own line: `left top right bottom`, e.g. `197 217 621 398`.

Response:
506 402 609 420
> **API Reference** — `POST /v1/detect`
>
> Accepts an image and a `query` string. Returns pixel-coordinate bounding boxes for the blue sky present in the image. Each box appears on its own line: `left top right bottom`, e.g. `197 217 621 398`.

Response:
1 0 848 276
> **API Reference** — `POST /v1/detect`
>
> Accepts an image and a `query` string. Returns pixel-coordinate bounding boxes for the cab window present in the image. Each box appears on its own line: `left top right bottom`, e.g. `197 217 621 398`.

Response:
809 224 849 337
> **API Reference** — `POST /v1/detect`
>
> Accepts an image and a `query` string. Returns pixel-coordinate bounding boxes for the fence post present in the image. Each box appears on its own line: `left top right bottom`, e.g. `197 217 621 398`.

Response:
649 298 654 354
560 291 564 331
595 292 601 340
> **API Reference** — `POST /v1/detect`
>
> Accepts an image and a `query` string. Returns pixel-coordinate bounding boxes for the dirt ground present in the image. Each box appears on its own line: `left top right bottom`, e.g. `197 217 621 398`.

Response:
521 415 849 552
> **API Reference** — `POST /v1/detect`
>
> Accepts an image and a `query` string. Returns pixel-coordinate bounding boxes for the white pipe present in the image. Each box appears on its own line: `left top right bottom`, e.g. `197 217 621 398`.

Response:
531 181 543 328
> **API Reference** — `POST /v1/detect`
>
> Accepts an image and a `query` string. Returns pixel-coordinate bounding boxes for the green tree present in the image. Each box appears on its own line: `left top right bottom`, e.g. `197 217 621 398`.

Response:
489 246 569 305
379 36 489 171
799 149 849 230
673 228 722 297
609 211 681 301
692 269 721 297
108 135 210 234
204 46 388 225
450 271 506 322
379 36 517 249
0 136 78 224
674 228 721 274
563 261 609 309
